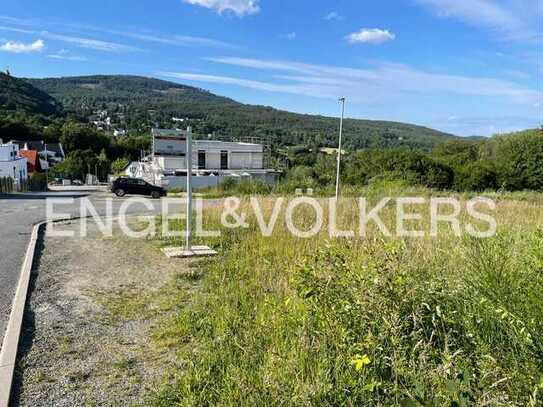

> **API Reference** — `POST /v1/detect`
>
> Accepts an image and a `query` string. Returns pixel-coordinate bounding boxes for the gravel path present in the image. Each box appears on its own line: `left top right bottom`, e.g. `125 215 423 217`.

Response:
11 219 196 406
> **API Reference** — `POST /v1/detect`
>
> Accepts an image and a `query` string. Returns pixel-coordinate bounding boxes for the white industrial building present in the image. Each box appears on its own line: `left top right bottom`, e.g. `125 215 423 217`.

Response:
0 143 28 185
125 128 278 189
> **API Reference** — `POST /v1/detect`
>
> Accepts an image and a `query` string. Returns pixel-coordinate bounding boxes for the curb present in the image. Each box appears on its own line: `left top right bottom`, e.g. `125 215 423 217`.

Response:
0 221 44 407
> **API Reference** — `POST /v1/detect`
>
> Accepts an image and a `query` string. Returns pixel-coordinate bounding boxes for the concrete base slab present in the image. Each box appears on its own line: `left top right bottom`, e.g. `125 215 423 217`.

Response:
162 245 217 258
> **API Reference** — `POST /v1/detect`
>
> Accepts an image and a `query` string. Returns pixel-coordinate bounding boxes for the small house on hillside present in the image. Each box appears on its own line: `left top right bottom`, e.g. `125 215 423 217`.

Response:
9 140 65 166
0 143 27 184
17 149 43 174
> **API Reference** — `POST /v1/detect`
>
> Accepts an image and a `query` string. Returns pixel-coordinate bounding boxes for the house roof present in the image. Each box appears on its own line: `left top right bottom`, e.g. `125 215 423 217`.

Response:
8 140 65 158
25 141 45 151
152 128 187 139
45 143 64 157
18 149 40 171
9 140 26 149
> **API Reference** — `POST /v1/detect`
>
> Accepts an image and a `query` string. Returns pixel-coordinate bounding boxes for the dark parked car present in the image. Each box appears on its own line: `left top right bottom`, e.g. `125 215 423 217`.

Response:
111 177 167 199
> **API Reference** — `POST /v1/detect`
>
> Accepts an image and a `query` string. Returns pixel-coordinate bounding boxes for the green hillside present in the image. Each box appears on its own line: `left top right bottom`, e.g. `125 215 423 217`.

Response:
27 75 458 150
0 73 63 116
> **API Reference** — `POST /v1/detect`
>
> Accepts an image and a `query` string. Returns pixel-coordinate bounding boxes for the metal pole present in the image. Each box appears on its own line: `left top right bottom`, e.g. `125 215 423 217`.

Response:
186 126 193 251
44 144 48 190
335 98 346 199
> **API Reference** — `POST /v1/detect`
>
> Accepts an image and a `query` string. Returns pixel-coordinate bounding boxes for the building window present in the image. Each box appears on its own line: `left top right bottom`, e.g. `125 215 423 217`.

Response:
220 151 228 170
198 150 206 170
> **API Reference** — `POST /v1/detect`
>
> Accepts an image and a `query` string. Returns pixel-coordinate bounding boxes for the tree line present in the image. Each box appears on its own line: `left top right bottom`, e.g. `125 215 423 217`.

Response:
0 111 149 181
285 128 543 192
3 107 543 192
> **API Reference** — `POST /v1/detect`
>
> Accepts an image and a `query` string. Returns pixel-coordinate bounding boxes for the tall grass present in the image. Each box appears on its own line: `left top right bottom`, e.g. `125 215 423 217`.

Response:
149 188 543 406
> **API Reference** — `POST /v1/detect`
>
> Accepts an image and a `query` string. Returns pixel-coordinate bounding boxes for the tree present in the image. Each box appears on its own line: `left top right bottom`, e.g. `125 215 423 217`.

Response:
111 157 130 175
96 149 111 181
454 161 498 191
50 150 98 181
60 121 110 154
344 148 453 189
489 130 543 190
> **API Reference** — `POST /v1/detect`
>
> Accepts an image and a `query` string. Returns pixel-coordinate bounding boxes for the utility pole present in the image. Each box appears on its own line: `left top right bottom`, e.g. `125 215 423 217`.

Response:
335 97 346 199
44 144 49 191
186 126 193 252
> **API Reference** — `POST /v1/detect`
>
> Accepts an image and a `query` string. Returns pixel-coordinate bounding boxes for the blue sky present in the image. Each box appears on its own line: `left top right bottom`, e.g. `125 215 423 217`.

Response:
1 0 543 136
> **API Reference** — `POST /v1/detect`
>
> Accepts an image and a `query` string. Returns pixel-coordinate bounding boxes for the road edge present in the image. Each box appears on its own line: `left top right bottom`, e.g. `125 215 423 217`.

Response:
0 221 44 407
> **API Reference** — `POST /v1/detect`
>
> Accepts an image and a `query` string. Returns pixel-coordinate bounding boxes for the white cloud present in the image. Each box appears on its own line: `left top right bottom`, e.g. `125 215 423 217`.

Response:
415 0 542 42
430 115 543 136
280 32 296 40
159 72 310 94
346 28 396 44
0 39 44 53
0 15 237 52
0 25 34 34
184 0 260 16
40 31 139 52
186 56 543 106
0 25 140 52
108 30 237 49
324 11 343 21
47 49 87 61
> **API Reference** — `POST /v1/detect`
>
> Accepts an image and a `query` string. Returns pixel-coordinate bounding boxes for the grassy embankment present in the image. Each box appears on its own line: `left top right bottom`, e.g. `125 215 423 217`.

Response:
144 182 543 406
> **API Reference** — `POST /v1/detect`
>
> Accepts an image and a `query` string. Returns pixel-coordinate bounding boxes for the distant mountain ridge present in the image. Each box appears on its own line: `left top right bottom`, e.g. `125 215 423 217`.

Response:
0 73 63 116
26 74 458 150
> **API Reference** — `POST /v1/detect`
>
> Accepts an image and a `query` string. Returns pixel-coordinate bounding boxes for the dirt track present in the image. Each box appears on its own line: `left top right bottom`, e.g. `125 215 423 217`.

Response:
12 219 196 406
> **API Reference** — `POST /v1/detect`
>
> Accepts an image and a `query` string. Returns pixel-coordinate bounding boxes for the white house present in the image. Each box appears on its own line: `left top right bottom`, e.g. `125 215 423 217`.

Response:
150 128 264 172
125 128 278 189
0 143 28 184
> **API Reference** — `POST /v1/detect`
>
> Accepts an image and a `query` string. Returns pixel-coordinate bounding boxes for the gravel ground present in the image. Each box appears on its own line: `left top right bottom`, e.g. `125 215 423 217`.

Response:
11 219 197 406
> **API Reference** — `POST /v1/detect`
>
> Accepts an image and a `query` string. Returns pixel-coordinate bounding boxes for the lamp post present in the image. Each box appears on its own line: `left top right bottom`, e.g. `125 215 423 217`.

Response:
44 144 49 191
335 97 346 199
186 126 193 252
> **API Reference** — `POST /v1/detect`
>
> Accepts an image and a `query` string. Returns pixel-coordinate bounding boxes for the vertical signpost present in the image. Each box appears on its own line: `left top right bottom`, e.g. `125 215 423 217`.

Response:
162 126 217 258
44 144 49 191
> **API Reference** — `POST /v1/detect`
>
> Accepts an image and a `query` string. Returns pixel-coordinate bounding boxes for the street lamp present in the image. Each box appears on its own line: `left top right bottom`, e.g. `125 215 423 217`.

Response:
186 126 193 252
335 97 346 199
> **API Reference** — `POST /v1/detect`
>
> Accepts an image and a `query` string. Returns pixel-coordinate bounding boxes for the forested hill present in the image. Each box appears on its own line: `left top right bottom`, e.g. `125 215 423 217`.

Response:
0 73 63 116
27 75 458 150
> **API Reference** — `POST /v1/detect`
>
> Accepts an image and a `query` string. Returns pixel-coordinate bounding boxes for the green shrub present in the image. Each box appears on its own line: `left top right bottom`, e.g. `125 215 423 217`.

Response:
28 172 47 191
344 148 453 189
483 130 543 190
454 161 498 191
111 157 130 175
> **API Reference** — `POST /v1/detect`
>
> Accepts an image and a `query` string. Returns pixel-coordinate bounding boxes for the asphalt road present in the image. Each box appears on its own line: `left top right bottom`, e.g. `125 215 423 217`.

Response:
0 191 191 351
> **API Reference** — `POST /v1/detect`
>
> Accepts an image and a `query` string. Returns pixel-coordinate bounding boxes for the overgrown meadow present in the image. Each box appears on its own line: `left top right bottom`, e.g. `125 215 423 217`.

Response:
148 185 543 406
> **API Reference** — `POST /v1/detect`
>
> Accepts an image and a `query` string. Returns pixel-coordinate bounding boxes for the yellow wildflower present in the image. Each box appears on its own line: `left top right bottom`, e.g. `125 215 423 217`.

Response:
350 354 371 371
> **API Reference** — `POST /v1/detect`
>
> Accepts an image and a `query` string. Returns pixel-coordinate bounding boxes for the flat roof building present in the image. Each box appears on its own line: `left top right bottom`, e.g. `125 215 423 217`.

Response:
125 128 278 190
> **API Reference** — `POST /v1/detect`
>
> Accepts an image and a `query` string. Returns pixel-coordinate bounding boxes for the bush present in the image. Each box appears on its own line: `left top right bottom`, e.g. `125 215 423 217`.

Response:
28 172 47 191
483 130 543 190
111 157 130 175
454 161 498 191
344 148 453 189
